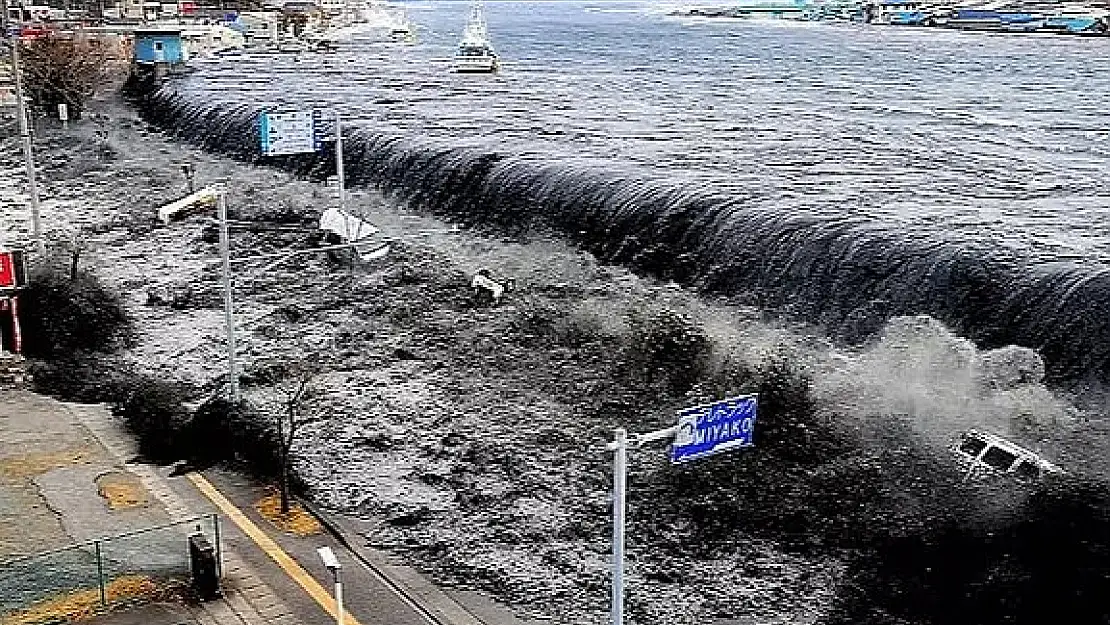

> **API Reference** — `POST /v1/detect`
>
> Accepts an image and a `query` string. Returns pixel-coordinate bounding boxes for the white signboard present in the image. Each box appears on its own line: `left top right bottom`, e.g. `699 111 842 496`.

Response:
259 111 316 156
57 103 68 122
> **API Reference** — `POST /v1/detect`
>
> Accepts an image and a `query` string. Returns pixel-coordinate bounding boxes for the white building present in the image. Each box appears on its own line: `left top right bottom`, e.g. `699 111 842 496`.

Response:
181 24 246 55
238 11 281 42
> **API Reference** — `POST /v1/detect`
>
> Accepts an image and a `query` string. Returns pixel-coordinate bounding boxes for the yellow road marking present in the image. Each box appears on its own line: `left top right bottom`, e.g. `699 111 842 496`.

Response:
187 472 364 625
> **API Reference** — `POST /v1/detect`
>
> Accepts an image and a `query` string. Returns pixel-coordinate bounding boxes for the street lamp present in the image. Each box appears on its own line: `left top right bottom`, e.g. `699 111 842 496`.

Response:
317 546 343 625
3 0 43 253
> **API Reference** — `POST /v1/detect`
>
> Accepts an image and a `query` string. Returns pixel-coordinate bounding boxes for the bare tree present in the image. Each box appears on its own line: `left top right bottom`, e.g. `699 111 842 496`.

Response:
19 35 110 119
270 363 327 514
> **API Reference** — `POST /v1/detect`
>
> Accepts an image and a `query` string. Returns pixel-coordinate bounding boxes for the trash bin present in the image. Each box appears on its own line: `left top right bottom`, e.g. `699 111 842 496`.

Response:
189 533 220 600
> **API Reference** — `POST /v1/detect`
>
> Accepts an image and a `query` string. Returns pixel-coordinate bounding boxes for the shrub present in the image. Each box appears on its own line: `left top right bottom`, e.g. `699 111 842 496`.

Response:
19 268 132 358
28 351 136 403
183 396 284 480
112 377 190 464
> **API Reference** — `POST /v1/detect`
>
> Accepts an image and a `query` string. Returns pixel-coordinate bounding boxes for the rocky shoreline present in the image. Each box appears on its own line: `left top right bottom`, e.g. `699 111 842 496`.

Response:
1 91 1098 625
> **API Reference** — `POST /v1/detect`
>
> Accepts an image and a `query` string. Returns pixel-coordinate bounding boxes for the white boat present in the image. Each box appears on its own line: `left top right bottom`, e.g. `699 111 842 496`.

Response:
455 1 499 73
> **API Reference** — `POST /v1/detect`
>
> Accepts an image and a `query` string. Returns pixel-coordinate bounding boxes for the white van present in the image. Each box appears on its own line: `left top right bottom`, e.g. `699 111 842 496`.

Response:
951 429 1063 482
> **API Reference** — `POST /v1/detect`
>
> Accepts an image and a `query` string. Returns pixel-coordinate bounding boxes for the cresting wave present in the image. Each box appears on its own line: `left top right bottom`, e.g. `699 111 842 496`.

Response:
132 80 1110 382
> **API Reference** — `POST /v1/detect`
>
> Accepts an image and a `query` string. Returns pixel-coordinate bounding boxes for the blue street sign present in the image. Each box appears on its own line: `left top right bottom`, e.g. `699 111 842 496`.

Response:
670 395 757 464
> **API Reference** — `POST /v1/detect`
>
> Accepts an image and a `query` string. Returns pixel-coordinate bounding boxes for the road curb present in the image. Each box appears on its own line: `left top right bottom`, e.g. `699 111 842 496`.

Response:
297 497 489 625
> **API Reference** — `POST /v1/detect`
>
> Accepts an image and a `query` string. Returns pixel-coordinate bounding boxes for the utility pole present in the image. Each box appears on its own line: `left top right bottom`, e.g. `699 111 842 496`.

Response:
217 190 241 404
6 1 44 253
334 112 345 210
610 427 627 625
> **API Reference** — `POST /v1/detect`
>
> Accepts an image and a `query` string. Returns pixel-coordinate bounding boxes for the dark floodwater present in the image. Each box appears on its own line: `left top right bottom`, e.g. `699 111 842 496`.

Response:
181 2 1110 262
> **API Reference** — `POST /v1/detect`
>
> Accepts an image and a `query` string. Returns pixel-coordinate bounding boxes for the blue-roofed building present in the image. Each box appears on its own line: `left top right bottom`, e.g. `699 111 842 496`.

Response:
871 0 927 24
133 29 188 66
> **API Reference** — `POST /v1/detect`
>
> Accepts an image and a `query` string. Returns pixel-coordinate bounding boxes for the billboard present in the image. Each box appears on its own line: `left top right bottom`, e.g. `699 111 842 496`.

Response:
259 111 318 156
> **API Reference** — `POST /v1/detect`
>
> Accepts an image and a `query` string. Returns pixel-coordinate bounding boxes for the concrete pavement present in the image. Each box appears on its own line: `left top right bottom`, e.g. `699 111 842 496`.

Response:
1 390 539 625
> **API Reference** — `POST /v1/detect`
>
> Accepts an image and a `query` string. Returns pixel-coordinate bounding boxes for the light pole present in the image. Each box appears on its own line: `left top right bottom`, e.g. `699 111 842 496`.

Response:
317 546 343 625
216 189 240 403
610 428 627 625
211 190 388 404
333 111 345 210
6 1 43 252
606 425 680 625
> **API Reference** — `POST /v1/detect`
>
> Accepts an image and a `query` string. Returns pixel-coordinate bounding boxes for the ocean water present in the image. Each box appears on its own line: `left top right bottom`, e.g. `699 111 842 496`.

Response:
156 4 1110 378
181 2 1110 261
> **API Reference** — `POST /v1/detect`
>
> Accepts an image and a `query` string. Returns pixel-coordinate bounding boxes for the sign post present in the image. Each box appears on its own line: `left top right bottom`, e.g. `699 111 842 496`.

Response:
606 394 758 625
259 110 316 156
0 250 26 289
334 112 345 210
670 395 758 464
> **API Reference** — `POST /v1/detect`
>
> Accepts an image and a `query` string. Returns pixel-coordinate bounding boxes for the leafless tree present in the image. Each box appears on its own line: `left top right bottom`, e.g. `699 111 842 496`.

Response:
270 362 327 514
19 35 110 119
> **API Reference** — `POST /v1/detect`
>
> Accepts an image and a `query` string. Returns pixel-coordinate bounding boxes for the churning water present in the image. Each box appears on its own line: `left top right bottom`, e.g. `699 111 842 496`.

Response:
149 1 1110 378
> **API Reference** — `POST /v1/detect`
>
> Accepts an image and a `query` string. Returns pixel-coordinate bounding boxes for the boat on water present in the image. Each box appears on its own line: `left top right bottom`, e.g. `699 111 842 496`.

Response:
455 1 499 73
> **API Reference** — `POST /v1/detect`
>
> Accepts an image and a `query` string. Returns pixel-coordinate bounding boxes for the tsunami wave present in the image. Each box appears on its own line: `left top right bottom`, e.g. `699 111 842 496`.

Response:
132 80 1110 381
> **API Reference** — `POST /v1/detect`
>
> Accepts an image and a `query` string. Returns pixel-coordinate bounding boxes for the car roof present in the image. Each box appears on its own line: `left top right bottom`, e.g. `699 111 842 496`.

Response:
959 429 1064 474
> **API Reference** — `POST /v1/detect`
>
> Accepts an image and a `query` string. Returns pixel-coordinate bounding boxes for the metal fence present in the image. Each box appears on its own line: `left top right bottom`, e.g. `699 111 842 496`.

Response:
0 514 220 616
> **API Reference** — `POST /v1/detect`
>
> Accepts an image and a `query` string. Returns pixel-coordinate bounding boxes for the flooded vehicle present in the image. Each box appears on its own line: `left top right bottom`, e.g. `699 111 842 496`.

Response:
952 429 1063 482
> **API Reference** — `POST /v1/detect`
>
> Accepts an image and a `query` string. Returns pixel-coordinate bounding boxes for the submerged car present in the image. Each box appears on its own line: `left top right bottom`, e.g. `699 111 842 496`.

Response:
951 429 1063 482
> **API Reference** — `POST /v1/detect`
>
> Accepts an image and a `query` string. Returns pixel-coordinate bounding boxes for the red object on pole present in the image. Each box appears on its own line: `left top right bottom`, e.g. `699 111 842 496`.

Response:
0 296 20 354
0 254 15 288
10 295 21 355
0 251 25 289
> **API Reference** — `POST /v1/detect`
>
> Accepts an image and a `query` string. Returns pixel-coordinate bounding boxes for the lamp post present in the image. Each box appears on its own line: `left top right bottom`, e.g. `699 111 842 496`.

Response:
216 189 240 403
5 1 43 252
206 188 388 404
317 546 343 625
610 428 627 625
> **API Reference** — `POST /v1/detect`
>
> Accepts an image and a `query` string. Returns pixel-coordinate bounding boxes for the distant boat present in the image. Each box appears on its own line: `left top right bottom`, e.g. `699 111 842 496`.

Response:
455 1 499 73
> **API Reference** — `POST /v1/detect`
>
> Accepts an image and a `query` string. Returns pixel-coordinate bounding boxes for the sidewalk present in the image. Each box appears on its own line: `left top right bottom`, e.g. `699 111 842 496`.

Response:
0 390 292 625
64 400 304 625
2 389 543 625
